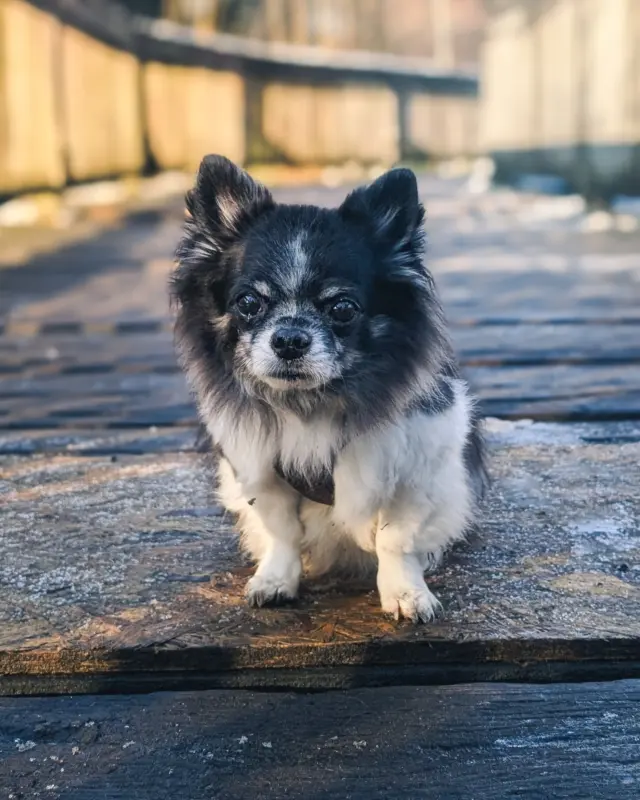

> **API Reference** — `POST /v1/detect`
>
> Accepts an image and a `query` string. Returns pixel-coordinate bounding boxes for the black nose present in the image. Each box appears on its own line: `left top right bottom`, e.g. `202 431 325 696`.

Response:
271 327 312 360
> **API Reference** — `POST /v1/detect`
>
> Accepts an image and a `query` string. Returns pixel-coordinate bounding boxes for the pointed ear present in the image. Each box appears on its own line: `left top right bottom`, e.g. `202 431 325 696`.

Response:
187 155 274 249
339 168 424 252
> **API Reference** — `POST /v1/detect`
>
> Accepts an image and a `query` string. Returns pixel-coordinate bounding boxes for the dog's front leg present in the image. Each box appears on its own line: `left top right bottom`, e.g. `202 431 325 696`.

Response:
217 452 303 605
375 507 443 623
219 460 302 606
243 478 303 606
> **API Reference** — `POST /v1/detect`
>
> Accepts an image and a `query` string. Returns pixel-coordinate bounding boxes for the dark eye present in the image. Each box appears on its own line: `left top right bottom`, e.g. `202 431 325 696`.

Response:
236 293 262 319
328 299 358 324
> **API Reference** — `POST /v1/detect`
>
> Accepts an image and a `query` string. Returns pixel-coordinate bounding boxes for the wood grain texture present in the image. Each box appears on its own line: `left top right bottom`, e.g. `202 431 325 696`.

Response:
0 426 198 456
3 420 640 456
470 363 640 420
3 323 640 374
2 181 640 427
0 207 180 328
1 682 639 799
3 360 640 428
3 181 640 329
1 420 639 692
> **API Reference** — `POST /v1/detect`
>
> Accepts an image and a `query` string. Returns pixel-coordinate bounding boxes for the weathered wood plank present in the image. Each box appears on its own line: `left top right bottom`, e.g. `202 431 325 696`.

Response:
0 370 193 428
1 682 639 799
0 427 198 455
0 210 181 328
3 182 640 331
433 251 640 324
3 420 640 456
469 363 640 420
453 324 640 365
2 360 640 428
1 420 639 693
2 323 640 376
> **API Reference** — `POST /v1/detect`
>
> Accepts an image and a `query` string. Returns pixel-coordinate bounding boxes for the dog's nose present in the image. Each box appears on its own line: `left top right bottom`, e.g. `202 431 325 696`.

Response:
271 327 312 360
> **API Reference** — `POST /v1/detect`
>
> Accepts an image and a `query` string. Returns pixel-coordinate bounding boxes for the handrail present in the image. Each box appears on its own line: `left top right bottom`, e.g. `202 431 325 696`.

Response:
0 0 480 197
28 0 478 94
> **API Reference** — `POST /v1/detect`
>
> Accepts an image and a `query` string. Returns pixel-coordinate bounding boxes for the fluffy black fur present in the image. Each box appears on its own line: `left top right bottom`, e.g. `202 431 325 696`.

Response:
171 155 487 497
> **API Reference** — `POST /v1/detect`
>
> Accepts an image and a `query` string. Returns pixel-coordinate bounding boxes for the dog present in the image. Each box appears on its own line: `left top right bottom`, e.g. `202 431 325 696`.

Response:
171 155 487 622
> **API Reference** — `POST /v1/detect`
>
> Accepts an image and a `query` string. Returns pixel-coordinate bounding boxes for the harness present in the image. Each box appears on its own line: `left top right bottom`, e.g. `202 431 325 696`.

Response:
274 460 335 506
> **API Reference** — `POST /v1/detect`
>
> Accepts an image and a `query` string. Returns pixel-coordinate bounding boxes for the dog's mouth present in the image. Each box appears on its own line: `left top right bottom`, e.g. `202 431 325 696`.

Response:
262 364 325 391
278 365 314 381
279 373 305 382
244 340 341 391
271 358 313 379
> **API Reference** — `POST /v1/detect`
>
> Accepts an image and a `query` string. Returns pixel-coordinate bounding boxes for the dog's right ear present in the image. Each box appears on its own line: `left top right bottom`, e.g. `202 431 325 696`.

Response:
186 155 274 251
172 157 273 310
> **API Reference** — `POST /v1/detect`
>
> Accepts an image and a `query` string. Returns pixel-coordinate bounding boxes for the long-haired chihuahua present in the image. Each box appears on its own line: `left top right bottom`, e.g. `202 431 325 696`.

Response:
171 155 487 622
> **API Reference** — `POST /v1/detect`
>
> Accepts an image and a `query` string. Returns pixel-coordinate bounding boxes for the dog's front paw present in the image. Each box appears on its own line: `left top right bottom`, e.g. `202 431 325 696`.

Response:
377 575 442 623
245 558 301 607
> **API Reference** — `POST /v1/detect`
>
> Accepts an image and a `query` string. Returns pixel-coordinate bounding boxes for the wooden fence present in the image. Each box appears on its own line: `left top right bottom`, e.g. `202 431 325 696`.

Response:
481 0 640 201
0 0 478 197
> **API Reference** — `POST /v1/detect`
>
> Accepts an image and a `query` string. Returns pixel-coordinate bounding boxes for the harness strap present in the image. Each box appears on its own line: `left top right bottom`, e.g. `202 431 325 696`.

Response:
274 460 335 506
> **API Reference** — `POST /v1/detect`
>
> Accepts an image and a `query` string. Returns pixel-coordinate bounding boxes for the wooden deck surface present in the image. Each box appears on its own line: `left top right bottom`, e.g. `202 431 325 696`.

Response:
1 419 639 694
1 682 639 799
1 176 639 796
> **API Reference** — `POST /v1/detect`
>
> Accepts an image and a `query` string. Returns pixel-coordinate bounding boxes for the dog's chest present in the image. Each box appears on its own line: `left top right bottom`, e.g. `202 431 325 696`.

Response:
275 459 335 505
275 412 342 505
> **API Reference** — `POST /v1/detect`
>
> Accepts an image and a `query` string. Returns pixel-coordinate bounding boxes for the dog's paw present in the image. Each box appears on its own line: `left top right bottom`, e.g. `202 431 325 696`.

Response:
245 562 301 607
377 578 442 623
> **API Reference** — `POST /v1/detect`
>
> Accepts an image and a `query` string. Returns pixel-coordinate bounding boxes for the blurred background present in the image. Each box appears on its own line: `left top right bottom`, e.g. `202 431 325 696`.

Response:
1 0 639 211
134 0 483 64
1 0 640 421
0 0 483 209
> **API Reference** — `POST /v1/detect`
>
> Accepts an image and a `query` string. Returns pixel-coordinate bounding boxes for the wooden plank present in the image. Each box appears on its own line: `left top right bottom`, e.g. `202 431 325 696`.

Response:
2 323 640 375
438 267 640 324
1 420 639 694
0 371 193 428
453 323 640 365
2 361 640 428
1 681 639 799
0 426 198 455
3 420 640 456
0 209 180 328
0 333 176 375
469 363 640 420
2 181 640 330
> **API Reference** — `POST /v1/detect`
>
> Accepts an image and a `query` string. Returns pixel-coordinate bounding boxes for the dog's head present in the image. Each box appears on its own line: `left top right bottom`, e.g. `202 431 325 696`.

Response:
172 156 447 420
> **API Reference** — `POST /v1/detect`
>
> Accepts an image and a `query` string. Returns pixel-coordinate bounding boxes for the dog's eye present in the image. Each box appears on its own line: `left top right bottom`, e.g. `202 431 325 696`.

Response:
236 293 262 319
328 299 358 324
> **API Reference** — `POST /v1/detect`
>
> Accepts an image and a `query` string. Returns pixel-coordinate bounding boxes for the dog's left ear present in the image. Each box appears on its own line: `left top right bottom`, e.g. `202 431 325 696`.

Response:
187 155 274 249
339 168 424 254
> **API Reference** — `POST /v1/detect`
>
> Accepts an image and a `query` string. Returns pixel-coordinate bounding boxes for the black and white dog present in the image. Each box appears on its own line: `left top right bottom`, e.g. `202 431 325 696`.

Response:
171 155 487 622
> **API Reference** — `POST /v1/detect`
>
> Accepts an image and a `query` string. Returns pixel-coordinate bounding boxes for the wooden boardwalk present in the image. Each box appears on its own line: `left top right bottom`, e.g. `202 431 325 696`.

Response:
1 176 639 797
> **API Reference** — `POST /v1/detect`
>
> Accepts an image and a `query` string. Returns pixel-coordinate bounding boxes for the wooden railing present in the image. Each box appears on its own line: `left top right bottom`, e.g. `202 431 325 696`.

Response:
0 0 478 196
157 0 485 68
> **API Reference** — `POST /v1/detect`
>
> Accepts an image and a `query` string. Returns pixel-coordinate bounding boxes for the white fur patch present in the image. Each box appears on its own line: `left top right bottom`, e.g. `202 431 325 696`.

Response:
254 280 271 297
278 232 309 294
209 379 476 621
217 194 241 231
